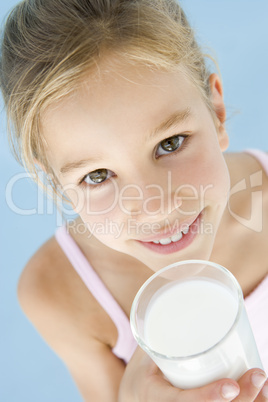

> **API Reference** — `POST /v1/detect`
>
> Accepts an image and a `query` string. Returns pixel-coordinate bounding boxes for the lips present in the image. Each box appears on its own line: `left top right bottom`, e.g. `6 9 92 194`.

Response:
137 212 202 255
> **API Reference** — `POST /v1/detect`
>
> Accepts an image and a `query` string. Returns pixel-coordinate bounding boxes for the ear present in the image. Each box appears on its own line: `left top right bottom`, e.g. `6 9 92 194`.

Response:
209 73 229 151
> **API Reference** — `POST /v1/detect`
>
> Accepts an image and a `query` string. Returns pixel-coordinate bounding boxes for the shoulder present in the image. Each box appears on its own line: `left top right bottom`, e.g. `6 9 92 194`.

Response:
17 235 62 307
17 236 125 400
17 235 113 352
224 150 268 185
225 149 268 235
224 151 268 207
218 151 268 295
17 235 82 345
223 151 268 248
17 235 75 316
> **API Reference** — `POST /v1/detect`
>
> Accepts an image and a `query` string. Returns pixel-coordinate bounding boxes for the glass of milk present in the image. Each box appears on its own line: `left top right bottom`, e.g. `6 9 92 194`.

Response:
130 260 263 389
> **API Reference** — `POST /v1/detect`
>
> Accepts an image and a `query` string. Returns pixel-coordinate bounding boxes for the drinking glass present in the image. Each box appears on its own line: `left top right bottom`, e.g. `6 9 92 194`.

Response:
130 260 263 389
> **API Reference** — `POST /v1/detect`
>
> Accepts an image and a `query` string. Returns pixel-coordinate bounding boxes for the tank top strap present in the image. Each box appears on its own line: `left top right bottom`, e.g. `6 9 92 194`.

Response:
244 149 268 176
55 225 137 363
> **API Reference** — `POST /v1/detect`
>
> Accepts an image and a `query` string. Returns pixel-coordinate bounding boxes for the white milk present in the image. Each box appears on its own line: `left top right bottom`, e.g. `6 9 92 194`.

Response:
145 279 237 356
144 279 262 388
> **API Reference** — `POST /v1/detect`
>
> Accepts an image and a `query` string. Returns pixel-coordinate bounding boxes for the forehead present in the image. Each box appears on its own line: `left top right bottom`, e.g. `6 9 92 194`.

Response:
41 61 203 171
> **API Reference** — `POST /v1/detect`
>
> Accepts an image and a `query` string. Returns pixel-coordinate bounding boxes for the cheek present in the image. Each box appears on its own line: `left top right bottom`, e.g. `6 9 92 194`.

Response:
169 151 230 209
65 184 119 216
72 191 127 248
78 208 124 249
200 152 230 203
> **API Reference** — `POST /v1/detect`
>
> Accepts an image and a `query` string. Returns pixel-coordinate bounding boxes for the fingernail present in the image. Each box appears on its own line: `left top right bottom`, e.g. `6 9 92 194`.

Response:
262 383 268 398
251 372 267 389
221 383 240 399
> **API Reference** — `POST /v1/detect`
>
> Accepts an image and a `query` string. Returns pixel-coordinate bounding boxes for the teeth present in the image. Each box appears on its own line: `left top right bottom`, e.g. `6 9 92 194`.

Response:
152 228 188 245
171 231 183 242
182 226 189 235
159 237 172 245
151 224 190 245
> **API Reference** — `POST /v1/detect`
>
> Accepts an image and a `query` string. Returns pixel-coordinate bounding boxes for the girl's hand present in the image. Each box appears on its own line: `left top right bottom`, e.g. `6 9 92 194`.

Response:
118 347 268 401
233 369 267 402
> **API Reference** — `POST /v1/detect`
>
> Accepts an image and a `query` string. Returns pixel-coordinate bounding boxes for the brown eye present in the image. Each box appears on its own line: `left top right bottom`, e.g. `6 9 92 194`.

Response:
84 168 113 185
156 135 185 157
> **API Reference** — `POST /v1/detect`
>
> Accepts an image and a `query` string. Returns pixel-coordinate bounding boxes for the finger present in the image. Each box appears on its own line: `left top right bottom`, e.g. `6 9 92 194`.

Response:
176 378 240 402
255 379 268 402
143 366 241 402
232 368 267 402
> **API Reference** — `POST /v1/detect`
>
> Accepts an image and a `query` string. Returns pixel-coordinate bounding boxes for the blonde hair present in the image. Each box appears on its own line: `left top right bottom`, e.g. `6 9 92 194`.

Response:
0 0 215 194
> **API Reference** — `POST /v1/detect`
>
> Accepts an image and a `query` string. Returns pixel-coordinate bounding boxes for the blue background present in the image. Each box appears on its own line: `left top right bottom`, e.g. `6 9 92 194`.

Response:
1 1 267 401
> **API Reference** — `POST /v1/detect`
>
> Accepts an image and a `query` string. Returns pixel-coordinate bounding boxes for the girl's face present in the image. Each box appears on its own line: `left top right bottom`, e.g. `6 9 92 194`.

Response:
42 60 230 270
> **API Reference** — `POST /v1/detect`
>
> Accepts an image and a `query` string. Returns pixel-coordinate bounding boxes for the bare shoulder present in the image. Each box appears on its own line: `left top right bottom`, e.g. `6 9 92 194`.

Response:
17 236 125 401
220 151 268 295
224 150 268 186
17 235 94 356
224 151 268 209
224 149 268 222
17 235 79 325
18 236 63 311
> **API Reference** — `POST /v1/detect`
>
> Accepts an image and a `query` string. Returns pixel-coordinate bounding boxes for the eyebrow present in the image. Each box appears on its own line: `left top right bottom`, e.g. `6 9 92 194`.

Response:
148 107 191 140
60 156 102 175
60 107 191 176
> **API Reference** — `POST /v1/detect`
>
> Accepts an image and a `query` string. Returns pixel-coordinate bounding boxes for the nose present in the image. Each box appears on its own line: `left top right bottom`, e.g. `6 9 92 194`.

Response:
118 172 183 222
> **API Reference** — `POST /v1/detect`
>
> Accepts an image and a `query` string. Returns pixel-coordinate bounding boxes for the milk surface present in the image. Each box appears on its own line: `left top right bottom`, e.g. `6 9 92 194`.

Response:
144 279 238 357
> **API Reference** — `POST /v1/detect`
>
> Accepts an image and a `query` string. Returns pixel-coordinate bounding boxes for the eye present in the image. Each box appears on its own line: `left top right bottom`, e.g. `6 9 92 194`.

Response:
82 168 114 186
155 134 186 157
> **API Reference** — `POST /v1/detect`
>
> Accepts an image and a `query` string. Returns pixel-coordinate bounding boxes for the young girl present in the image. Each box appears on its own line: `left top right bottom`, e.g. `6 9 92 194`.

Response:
1 0 268 400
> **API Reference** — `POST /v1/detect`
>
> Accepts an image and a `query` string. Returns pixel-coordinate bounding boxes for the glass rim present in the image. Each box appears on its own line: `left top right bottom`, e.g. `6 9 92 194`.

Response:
130 259 244 361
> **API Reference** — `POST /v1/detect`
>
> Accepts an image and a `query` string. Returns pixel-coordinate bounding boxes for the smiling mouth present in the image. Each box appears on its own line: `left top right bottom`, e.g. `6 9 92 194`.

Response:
137 212 203 255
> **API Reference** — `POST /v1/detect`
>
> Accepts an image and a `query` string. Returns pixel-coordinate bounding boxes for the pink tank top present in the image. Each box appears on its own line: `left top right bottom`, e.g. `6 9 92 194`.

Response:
55 226 137 364
55 149 268 371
